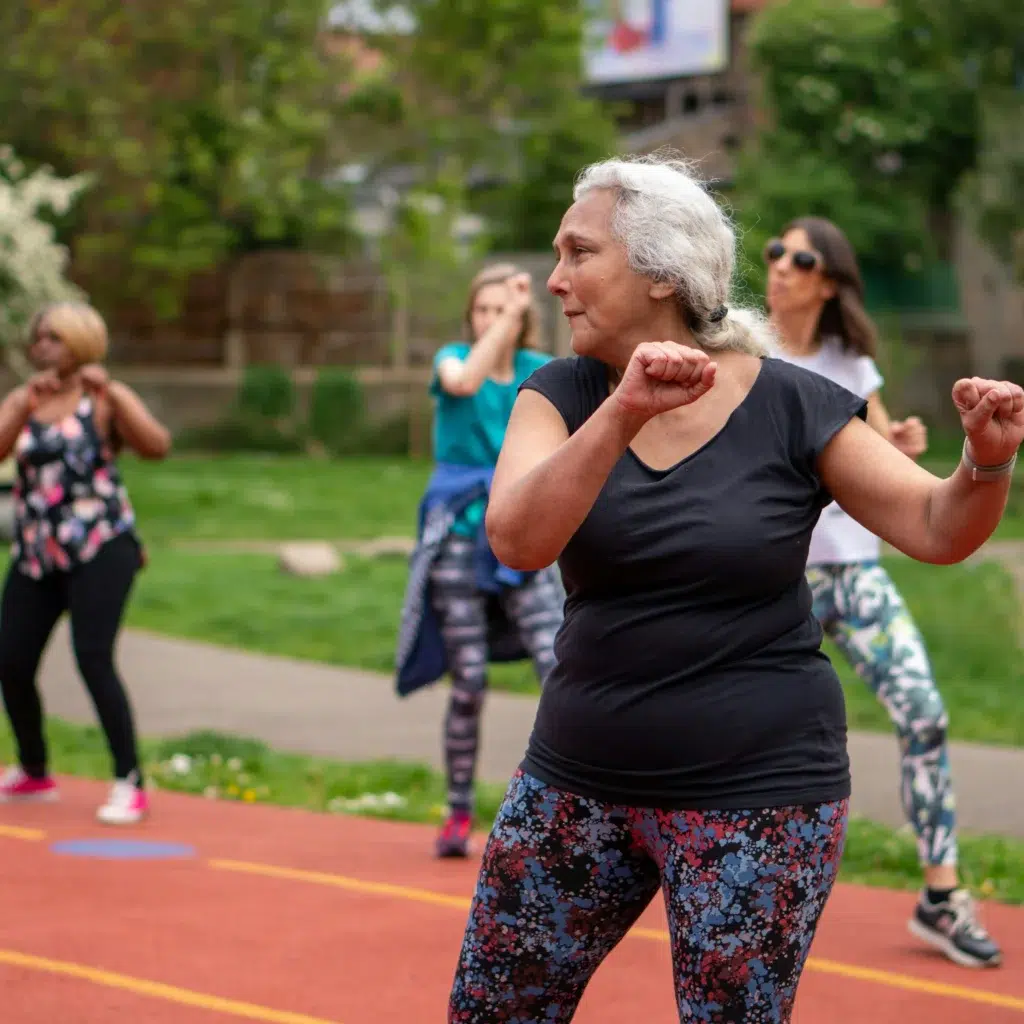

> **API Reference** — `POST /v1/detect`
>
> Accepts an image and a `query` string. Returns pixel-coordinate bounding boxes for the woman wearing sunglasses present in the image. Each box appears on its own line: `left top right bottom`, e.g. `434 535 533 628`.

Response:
764 218 1001 969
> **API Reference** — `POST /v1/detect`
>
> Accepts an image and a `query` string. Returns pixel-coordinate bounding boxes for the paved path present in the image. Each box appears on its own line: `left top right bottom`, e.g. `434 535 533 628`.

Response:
35 622 1024 838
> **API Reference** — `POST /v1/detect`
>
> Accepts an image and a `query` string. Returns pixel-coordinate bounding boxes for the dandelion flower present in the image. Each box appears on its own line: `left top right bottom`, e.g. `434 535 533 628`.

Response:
243 789 257 803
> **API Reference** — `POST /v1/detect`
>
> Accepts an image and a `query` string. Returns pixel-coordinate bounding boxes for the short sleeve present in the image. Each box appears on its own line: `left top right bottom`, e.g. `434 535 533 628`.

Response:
856 355 884 398
780 362 868 507
429 342 470 398
518 357 588 434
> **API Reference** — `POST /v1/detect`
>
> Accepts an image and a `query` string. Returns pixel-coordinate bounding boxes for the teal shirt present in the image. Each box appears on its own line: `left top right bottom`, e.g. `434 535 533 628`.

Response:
430 342 553 535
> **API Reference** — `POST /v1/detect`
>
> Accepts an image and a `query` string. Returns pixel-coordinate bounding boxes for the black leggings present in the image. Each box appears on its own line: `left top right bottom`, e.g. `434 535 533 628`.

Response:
0 532 142 781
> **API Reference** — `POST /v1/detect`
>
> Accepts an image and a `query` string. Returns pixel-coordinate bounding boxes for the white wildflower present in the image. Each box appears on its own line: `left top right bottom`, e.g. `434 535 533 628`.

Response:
169 754 193 776
0 149 92 370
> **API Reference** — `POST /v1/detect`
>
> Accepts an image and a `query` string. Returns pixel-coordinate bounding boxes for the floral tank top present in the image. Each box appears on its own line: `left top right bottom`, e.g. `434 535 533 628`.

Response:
12 396 137 579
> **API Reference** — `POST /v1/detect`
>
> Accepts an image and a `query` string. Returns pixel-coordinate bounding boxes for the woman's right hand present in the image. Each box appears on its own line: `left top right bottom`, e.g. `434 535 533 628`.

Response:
505 273 533 316
612 342 717 423
19 370 61 414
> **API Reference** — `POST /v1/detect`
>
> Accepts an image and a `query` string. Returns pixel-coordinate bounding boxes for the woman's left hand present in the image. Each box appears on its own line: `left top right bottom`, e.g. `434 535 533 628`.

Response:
953 377 1024 467
80 363 110 399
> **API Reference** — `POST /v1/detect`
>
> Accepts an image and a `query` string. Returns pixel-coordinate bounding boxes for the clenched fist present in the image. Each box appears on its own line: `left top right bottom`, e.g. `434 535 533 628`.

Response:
889 416 927 459
953 377 1024 468
505 273 533 316
612 342 717 423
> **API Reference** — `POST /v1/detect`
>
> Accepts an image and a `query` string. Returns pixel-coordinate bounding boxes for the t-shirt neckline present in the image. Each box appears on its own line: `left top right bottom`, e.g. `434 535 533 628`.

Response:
623 357 769 477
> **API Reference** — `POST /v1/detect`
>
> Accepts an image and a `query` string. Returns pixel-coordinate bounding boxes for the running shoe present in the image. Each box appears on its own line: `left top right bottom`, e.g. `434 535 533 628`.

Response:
96 775 150 825
0 765 58 802
908 888 1002 968
436 811 471 858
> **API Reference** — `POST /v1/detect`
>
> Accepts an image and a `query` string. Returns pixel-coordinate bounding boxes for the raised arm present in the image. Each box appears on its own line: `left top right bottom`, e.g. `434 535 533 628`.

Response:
0 371 62 460
0 388 33 461
487 341 716 570
106 381 172 459
437 274 531 397
486 390 641 570
819 377 1023 565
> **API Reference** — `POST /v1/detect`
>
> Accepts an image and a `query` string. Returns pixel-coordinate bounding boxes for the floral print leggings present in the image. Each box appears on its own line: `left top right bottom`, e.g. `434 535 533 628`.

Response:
448 771 848 1023
807 561 956 867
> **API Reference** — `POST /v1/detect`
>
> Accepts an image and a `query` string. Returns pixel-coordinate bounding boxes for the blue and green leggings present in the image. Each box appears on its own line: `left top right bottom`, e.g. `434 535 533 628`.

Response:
808 561 957 867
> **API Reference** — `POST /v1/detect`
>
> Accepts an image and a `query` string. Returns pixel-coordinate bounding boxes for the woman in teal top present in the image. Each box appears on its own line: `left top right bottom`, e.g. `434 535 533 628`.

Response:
422 263 565 858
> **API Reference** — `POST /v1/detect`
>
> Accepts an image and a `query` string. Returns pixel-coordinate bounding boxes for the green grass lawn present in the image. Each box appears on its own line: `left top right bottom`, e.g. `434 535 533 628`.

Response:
3 718 1021 904
110 546 1024 747
120 453 1024 542
118 454 433 543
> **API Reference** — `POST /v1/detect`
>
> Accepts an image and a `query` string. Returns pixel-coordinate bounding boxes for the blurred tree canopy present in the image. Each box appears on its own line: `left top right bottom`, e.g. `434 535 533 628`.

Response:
363 0 620 251
730 0 979 295
733 0 1024 291
896 0 1024 280
0 0 358 317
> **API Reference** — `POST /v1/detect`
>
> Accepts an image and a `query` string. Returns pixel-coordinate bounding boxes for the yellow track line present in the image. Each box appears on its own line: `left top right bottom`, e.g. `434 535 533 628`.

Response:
6 826 1023 1013
0 824 46 841
0 949 343 1024
211 857 1024 1014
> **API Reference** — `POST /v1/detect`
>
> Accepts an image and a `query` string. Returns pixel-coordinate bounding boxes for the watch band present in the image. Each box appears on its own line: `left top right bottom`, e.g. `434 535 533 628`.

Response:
962 438 1018 482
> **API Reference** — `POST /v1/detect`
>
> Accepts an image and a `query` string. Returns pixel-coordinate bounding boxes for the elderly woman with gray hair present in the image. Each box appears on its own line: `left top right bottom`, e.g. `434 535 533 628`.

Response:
0 302 170 826
446 153 1024 1023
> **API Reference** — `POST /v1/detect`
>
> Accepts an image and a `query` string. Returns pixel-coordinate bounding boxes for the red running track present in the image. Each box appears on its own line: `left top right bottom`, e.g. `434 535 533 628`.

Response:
1 777 1023 1023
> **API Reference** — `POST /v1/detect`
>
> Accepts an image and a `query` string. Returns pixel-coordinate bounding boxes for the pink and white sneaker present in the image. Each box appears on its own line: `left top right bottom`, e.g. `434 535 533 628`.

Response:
96 777 149 825
0 766 59 802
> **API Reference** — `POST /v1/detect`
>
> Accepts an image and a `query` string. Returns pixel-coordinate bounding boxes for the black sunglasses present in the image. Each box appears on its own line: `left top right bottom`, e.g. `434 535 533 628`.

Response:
763 239 821 272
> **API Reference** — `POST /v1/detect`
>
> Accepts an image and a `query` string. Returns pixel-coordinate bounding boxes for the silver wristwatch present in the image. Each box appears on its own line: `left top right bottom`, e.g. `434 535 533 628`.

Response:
961 438 1018 482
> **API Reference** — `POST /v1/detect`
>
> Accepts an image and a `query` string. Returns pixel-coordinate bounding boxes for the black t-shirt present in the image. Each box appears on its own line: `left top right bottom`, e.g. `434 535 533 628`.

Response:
518 355 867 810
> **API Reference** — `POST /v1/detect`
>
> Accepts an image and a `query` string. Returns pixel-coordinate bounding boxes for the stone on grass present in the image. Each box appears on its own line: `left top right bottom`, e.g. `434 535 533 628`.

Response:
278 542 343 578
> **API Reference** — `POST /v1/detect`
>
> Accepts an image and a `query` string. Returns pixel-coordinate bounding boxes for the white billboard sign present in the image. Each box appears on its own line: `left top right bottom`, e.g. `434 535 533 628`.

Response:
584 0 729 85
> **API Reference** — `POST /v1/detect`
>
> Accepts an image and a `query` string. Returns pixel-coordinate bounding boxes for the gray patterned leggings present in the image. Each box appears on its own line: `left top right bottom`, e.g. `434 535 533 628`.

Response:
429 535 562 815
808 561 957 867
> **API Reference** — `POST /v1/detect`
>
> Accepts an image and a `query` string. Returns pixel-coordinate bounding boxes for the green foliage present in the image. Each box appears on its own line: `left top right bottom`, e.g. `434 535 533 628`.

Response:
956 94 1024 280
307 367 367 455
732 0 978 294
894 0 1024 280
374 0 620 247
238 364 297 421
484 100 620 251
0 0 358 317
377 165 487 349
175 411 307 455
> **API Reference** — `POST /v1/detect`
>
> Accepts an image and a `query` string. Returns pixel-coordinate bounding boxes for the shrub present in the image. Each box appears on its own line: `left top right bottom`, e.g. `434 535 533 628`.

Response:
237 364 296 420
174 410 306 454
307 368 366 455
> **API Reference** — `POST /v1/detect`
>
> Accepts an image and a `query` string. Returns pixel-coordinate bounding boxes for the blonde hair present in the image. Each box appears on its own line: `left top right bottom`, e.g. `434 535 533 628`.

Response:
573 152 775 357
463 262 541 350
27 302 109 364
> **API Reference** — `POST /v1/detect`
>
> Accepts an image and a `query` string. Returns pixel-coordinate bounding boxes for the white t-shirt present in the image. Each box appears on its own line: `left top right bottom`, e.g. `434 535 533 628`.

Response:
772 337 884 566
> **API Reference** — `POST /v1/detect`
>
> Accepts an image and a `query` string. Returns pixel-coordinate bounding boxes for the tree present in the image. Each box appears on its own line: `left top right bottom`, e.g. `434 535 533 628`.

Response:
0 147 91 375
894 0 1024 279
362 0 620 250
0 0 358 317
730 0 978 294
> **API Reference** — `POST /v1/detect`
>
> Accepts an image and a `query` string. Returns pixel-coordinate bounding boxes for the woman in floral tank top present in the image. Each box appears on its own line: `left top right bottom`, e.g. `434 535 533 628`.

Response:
0 301 170 825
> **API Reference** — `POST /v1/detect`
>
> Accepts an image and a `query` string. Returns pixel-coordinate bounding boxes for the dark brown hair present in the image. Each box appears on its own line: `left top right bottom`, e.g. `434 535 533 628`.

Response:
782 216 878 359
